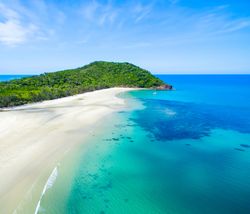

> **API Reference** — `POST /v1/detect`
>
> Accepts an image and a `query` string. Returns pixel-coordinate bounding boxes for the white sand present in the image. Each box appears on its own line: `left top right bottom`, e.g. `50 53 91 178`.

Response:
0 87 134 213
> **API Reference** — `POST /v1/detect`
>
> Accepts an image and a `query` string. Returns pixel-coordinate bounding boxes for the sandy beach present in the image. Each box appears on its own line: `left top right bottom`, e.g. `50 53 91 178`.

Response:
0 87 133 213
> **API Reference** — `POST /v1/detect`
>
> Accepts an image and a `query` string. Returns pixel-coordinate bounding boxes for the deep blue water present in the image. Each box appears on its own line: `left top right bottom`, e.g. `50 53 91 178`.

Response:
28 75 250 214
0 75 32 82
131 75 250 141
157 74 250 107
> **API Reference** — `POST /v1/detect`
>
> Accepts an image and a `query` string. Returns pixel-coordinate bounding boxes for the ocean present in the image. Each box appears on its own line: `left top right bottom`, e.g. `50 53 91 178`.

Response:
0 75 32 82
11 75 250 213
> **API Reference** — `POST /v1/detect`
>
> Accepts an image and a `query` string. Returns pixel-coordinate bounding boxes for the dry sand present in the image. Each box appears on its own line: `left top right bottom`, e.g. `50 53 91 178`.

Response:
0 87 134 213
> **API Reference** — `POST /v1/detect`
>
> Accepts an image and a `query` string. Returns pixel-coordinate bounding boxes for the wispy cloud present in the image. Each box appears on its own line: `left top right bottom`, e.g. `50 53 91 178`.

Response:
81 1 118 26
80 0 157 27
0 3 39 46
0 1 66 47
1 0 250 74
71 1 250 53
193 6 250 36
146 4 250 47
133 2 154 23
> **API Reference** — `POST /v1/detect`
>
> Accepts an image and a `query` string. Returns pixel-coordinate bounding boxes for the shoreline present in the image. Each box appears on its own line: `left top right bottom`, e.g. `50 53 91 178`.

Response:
0 87 135 213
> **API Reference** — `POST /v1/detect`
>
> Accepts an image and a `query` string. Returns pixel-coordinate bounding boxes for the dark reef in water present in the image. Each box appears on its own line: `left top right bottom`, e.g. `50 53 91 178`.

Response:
235 148 245 152
240 144 250 148
131 99 250 141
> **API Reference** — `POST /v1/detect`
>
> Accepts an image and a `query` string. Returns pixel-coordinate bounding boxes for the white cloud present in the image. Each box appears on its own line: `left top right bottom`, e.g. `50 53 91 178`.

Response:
0 20 37 46
0 1 64 47
0 3 39 46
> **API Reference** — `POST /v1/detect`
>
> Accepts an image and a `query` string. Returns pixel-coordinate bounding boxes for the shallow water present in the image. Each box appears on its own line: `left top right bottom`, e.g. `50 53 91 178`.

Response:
35 75 250 214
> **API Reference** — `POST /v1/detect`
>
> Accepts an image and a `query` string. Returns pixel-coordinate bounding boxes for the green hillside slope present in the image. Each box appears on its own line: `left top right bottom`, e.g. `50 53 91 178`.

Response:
0 61 170 107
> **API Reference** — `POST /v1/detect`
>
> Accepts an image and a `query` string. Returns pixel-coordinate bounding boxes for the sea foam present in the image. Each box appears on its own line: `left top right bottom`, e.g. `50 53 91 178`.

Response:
34 166 58 214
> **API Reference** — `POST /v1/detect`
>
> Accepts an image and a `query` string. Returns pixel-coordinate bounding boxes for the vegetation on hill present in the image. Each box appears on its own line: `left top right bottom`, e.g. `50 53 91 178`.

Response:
0 61 167 108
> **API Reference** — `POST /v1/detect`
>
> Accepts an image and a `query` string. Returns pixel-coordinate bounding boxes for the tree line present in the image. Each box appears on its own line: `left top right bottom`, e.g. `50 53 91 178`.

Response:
0 61 165 107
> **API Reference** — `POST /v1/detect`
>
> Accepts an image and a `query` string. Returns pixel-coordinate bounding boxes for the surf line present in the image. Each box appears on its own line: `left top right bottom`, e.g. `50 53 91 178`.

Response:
34 165 59 214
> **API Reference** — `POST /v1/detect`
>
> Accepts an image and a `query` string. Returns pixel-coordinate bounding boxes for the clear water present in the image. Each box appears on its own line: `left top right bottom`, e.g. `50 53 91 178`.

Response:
0 75 32 82
36 75 250 214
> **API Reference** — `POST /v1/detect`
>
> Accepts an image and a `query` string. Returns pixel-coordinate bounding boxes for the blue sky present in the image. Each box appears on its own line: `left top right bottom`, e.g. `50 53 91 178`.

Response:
0 0 250 74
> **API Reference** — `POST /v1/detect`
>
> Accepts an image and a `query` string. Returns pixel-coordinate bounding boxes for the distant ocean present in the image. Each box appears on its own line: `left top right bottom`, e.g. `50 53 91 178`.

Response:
0 75 32 82
14 75 250 213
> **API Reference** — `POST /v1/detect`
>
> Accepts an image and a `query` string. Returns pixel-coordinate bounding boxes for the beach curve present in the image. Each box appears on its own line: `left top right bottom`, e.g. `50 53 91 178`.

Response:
0 87 134 214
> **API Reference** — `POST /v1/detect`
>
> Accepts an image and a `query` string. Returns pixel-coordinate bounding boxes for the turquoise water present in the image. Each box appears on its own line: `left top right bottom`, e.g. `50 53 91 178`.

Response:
36 75 250 214
0 75 32 82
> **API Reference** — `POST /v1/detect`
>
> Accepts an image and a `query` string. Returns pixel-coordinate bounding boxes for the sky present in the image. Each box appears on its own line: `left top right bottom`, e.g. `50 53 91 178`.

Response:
0 0 250 74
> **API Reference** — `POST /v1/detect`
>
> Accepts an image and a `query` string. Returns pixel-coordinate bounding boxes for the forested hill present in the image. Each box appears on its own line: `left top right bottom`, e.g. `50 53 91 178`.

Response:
0 61 169 108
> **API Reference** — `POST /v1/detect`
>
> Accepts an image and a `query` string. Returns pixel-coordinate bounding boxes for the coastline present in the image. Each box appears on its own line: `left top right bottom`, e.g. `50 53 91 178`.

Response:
0 87 135 213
